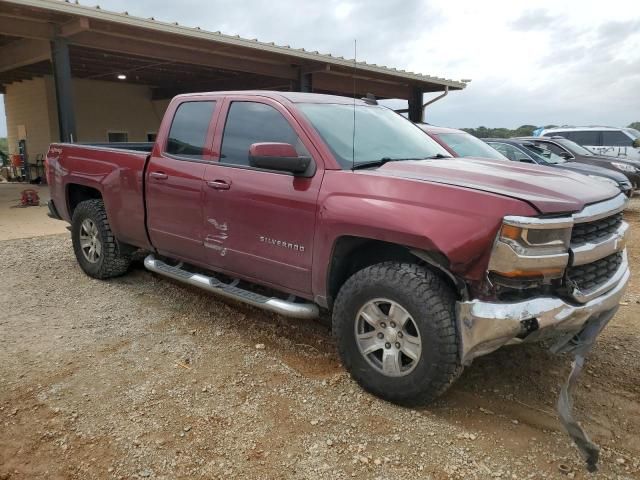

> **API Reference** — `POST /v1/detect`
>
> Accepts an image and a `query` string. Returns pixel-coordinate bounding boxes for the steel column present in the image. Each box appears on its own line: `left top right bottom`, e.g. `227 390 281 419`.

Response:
299 72 313 93
408 87 424 123
51 37 77 143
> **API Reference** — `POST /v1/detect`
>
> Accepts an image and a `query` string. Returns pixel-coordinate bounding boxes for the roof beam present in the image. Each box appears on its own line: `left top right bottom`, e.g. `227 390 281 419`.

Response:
59 17 90 38
312 72 410 100
0 38 50 73
69 31 299 80
0 14 54 40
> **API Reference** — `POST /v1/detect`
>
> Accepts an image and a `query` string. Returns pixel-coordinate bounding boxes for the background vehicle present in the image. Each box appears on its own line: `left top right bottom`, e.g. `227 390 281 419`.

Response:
47 91 629 409
417 124 509 161
485 138 633 196
538 126 640 161
518 136 640 190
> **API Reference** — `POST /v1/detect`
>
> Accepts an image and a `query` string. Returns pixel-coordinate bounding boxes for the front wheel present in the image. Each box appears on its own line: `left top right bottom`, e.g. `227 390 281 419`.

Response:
332 262 462 405
71 199 131 279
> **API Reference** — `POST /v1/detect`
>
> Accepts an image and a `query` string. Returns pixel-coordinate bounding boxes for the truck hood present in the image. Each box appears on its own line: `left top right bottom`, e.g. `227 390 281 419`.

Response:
373 158 619 214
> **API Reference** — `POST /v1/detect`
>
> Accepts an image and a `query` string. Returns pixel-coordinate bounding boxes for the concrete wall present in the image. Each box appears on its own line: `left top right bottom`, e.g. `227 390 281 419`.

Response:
73 78 164 143
2 76 169 160
4 77 56 158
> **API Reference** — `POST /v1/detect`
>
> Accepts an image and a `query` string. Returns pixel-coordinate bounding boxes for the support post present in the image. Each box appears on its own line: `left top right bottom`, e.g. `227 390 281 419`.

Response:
299 72 313 93
51 37 77 143
408 87 423 123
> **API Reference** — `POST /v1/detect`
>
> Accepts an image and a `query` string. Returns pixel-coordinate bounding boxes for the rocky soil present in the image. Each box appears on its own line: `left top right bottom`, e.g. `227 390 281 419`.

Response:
1 198 639 479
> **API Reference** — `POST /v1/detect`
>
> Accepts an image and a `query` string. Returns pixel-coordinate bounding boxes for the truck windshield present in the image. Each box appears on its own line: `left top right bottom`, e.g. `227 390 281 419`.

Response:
436 133 508 161
298 103 450 169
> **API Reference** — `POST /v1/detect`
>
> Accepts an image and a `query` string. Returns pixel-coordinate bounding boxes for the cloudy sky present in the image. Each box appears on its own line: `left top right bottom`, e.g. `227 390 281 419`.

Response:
1 0 639 137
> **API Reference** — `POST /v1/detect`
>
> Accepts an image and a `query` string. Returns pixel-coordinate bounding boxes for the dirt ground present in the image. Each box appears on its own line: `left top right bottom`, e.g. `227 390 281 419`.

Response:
1 189 639 480
0 184 68 240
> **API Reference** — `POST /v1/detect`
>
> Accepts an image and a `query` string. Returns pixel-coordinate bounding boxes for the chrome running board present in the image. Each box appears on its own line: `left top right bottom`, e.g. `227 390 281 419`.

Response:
143 254 319 319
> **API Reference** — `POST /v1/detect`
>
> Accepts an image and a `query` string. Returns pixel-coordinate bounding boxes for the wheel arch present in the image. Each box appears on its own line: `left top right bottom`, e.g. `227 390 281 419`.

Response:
325 236 466 308
66 183 103 218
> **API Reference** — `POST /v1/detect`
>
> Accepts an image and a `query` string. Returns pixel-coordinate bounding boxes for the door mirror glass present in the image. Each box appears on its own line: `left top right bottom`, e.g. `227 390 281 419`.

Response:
249 143 311 175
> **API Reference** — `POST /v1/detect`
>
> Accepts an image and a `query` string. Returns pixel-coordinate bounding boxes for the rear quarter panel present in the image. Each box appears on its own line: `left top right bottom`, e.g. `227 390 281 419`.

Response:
47 144 151 249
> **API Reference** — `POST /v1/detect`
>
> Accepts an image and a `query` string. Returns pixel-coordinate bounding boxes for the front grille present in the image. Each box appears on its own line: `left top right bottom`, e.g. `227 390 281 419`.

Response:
570 212 623 245
566 252 623 292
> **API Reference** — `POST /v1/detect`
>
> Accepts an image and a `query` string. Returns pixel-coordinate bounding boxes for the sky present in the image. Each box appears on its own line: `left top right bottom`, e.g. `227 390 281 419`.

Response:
1 0 639 137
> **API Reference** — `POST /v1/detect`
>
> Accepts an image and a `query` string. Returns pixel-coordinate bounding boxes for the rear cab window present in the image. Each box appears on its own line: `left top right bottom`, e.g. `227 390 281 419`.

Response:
165 101 217 159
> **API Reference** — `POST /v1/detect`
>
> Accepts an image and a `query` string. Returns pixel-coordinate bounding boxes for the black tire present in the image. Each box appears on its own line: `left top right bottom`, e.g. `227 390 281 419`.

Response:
332 262 462 405
71 199 131 279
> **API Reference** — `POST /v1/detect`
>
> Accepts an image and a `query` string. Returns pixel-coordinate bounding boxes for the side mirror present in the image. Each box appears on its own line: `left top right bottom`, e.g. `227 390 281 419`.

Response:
559 151 573 160
633 138 640 149
249 143 311 175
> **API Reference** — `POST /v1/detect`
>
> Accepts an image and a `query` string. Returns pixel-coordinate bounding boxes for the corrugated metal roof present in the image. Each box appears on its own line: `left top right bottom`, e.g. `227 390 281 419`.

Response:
3 0 468 90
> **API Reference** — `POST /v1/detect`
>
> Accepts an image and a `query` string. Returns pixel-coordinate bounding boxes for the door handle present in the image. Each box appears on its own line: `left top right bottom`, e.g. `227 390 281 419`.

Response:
207 180 231 190
150 171 168 180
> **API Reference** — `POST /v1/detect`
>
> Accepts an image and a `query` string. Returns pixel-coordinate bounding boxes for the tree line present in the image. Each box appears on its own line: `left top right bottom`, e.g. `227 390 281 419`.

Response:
462 122 640 139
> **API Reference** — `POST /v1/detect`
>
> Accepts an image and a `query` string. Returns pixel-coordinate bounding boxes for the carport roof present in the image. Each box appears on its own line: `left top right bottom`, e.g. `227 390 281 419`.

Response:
0 0 469 99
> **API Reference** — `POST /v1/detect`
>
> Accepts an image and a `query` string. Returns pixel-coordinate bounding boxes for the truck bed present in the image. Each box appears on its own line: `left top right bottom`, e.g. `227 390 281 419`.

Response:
47 142 151 249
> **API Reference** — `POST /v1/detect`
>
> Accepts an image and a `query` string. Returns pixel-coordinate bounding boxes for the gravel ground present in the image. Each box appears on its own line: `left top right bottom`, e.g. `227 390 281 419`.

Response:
1 199 639 479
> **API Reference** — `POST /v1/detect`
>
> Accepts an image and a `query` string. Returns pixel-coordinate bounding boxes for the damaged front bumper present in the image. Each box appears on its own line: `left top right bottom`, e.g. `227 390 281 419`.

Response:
456 254 630 366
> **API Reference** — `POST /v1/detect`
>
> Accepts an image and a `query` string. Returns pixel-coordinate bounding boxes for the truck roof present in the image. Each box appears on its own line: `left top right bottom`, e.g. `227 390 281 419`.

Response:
173 90 371 105
417 124 467 135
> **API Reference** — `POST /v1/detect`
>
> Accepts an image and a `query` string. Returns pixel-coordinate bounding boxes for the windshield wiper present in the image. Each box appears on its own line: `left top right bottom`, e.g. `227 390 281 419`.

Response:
353 155 450 170
352 157 403 170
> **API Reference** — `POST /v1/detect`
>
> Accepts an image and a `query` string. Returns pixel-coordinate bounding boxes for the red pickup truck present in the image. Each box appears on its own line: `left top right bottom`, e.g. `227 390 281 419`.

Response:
46 91 630 406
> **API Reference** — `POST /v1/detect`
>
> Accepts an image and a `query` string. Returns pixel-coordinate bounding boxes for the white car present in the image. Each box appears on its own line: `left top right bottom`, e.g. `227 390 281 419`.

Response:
538 126 640 161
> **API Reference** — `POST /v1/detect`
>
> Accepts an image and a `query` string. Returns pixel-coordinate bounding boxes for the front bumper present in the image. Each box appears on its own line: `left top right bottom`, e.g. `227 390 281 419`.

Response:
456 258 630 365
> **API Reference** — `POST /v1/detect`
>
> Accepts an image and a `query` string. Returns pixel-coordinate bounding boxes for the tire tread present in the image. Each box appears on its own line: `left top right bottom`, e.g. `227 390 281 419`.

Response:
332 262 462 405
71 199 130 279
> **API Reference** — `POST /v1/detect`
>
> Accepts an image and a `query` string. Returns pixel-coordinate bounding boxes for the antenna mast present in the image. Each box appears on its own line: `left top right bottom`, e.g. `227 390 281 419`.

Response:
351 39 357 171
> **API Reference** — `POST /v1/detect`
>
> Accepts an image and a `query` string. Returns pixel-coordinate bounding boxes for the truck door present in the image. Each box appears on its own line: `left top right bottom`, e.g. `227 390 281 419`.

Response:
146 100 218 263
202 97 324 297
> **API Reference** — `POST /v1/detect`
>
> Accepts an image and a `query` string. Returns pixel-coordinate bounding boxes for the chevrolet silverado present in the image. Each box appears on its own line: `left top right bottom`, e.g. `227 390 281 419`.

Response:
47 91 629 411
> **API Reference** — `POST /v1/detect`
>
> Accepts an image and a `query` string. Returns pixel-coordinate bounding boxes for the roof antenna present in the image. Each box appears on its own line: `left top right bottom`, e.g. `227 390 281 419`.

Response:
351 39 357 171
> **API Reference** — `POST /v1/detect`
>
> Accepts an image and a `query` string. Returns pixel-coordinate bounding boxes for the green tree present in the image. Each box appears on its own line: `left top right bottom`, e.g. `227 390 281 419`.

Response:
628 122 640 130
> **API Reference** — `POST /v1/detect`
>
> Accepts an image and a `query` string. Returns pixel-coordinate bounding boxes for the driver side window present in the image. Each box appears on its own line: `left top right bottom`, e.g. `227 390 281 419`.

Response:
538 142 568 157
220 101 309 167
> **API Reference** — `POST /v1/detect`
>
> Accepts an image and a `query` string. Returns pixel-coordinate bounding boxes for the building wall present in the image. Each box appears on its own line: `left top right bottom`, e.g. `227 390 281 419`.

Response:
73 78 164 143
4 77 55 158
2 76 169 161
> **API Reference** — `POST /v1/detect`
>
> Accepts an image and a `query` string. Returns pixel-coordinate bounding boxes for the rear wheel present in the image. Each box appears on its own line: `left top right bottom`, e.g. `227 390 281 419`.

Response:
71 199 130 279
332 262 462 405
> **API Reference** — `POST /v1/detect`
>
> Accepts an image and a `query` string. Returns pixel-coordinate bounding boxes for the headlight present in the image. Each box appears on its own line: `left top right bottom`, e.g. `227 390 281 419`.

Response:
587 175 619 188
611 162 638 173
499 222 571 255
488 217 572 279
